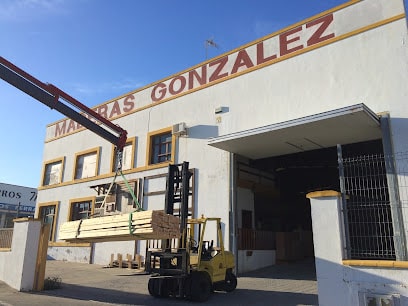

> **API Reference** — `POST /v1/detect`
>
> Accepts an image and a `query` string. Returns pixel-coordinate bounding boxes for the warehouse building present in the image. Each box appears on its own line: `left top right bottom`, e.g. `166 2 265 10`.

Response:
36 0 408 302
0 183 36 228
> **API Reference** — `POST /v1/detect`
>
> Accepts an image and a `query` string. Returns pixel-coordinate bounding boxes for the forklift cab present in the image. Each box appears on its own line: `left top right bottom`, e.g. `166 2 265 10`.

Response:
187 217 235 284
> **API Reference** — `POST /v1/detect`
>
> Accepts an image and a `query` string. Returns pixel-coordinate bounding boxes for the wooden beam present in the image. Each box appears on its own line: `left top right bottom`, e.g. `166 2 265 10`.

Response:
34 223 50 291
59 210 180 243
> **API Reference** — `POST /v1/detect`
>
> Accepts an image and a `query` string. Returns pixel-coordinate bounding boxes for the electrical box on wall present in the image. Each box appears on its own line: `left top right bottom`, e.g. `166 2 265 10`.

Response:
360 293 400 306
172 122 187 136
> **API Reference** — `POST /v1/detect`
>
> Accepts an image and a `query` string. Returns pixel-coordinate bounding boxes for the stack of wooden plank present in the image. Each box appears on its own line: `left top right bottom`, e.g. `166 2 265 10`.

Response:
59 210 180 243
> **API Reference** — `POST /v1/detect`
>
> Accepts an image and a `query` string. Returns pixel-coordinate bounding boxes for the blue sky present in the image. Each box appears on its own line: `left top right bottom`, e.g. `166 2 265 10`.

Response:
0 0 406 188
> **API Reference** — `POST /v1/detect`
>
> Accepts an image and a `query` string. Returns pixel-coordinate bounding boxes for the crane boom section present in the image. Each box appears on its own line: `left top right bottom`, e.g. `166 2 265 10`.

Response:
0 56 127 151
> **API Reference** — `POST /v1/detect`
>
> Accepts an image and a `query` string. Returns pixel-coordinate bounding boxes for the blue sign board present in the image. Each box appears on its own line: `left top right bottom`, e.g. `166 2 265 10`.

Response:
0 202 35 214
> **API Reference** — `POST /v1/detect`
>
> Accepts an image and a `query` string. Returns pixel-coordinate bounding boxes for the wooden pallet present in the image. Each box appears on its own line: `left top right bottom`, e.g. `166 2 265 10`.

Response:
59 210 180 242
109 253 143 269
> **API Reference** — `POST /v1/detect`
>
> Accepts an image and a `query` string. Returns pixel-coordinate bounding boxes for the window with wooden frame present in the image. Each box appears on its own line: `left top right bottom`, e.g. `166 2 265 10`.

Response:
147 128 175 165
111 138 135 172
91 179 140 216
37 201 59 241
73 148 100 180
69 197 95 221
42 157 64 186
116 180 140 210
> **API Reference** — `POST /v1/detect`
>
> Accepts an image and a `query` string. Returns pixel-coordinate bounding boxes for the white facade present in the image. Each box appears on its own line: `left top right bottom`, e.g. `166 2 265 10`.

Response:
308 192 408 306
0 219 42 291
0 183 37 228
37 1 408 303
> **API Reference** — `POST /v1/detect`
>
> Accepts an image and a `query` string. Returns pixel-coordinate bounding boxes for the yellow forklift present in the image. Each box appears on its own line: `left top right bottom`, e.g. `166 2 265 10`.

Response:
145 162 237 302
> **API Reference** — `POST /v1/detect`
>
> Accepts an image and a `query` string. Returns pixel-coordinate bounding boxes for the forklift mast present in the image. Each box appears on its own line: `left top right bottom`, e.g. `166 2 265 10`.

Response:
145 162 193 276
146 163 238 301
165 161 192 247
0 56 128 152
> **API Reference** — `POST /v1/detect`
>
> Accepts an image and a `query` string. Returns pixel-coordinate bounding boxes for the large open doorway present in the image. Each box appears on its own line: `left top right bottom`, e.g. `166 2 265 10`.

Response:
208 104 384 275
235 139 384 276
261 139 382 256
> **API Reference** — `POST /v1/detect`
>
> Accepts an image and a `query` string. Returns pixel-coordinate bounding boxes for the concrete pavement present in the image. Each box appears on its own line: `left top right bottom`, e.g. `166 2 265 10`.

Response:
0 259 318 306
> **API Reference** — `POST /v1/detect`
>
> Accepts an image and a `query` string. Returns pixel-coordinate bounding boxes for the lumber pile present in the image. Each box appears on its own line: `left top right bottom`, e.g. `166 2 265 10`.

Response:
59 210 180 243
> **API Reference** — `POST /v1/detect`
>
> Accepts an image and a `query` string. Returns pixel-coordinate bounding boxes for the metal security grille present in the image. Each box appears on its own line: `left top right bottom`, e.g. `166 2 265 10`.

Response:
339 153 397 260
0 228 13 248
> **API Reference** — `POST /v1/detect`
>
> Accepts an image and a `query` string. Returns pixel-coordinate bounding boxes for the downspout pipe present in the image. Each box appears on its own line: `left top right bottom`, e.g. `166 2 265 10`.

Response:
229 153 238 273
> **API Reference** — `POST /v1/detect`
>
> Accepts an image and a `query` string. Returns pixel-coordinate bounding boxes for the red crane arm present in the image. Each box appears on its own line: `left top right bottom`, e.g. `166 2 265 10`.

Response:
0 56 128 151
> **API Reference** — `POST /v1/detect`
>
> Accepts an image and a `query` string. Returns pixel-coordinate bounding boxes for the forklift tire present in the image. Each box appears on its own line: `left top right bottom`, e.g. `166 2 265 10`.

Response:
224 272 237 292
148 278 163 298
148 278 156 297
160 279 170 298
184 275 193 299
189 272 212 302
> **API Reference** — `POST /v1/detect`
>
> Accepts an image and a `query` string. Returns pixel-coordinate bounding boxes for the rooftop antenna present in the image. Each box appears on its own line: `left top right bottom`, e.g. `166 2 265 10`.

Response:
205 38 219 59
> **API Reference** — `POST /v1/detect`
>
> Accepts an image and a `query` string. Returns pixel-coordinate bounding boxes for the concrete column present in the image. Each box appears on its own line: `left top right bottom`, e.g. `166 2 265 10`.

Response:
306 190 347 306
6 218 41 291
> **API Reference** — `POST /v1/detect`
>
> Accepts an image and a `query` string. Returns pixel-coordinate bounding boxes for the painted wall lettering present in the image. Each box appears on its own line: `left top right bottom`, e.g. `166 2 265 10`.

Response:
54 94 136 138
209 57 229 82
306 14 335 46
46 1 407 143
256 41 277 65
49 13 338 140
152 13 335 103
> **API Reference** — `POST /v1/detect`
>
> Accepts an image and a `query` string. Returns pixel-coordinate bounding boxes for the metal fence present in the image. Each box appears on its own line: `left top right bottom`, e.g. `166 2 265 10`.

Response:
339 150 408 260
237 229 276 250
0 228 13 249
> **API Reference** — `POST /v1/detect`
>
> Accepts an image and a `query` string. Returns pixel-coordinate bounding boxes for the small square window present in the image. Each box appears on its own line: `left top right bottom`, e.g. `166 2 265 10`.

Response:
69 199 93 221
74 148 99 179
150 132 172 164
42 158 64 186
112 140 135 172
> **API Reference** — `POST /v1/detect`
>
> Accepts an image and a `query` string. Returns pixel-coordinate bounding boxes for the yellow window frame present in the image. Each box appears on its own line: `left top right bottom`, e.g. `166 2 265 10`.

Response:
110 137 136 172
146 127 175 167
41 157 65 186
35 201 59 242
68 196 96 221
72 147 100 180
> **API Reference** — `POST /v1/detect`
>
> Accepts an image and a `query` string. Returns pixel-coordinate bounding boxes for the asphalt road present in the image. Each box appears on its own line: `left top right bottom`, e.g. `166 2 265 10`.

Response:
0 260 318 306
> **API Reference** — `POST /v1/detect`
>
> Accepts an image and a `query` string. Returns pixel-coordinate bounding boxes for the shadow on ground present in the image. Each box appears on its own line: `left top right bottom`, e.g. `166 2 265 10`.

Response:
241 258 317 281
33 283 317 306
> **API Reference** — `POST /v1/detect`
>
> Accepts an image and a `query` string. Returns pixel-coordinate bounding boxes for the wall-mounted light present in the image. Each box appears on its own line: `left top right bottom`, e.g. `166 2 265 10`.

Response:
215 107 223 114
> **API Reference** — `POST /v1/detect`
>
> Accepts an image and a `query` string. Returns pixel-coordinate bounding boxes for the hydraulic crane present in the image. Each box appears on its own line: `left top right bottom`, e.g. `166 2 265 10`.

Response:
0 56 237 302
0 56 132 212
0 56 128 156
